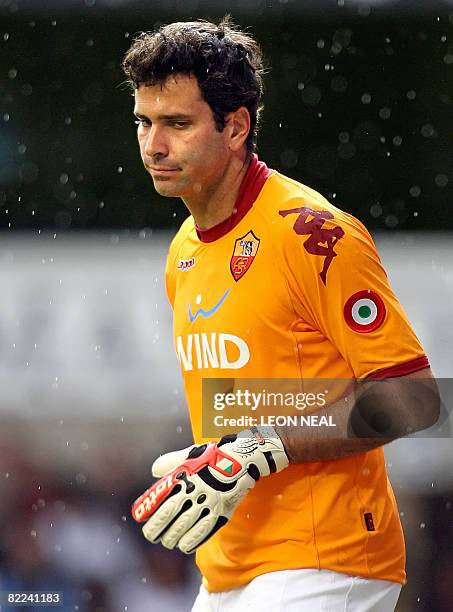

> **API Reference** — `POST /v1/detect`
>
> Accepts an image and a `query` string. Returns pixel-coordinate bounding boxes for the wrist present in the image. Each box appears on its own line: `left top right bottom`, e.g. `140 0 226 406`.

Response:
219 425 289 478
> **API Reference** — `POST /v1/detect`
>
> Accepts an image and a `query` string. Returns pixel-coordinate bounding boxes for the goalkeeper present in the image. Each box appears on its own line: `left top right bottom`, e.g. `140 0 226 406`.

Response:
122 17 439 612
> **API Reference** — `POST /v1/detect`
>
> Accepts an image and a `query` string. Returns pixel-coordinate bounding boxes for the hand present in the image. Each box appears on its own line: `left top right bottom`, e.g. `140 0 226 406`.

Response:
131 427 289 553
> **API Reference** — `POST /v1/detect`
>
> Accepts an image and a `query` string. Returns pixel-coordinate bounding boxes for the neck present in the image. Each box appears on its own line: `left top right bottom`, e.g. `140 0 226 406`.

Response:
182 153 250 230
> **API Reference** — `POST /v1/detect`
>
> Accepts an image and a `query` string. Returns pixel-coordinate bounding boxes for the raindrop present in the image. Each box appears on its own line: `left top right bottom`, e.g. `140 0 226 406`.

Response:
409 185 421 197
338 132 349 143
370 204 382 218
117 166 123 173
443 54 453 64
8 68 17 79
64 117 72 125
86 39 94 47
406 90 416 100
392 136 403 146
379 107 391 120
316 39 325 49
75 473 87 485
419 522 426 529
421 124 434 137
59 173 69 185
3 33 9 41
435 174 448 187
384 214 398 228
301 85 321 107
361 93 371 104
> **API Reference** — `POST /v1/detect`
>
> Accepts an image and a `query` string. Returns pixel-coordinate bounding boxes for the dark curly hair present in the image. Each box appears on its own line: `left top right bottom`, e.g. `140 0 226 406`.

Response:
122 16 265 156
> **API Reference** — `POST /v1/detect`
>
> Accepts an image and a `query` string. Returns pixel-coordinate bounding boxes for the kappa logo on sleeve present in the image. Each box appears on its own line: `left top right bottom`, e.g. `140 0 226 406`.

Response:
278 206 344 285
230 230 260 281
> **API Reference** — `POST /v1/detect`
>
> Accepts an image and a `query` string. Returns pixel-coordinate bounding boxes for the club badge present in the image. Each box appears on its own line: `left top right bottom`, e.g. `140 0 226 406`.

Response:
230 230 260 281
344 290 386 333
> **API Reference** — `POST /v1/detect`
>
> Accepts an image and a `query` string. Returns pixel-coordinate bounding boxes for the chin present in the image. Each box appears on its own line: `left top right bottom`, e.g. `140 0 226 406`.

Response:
151 181 177 197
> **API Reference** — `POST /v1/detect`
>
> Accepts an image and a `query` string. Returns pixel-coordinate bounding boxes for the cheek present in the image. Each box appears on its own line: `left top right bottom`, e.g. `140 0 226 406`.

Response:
186 131 228 164
137 133 146 154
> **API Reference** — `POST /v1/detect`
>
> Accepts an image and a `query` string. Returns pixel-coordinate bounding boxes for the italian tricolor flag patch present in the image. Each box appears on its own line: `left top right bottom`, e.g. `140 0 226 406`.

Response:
216 457 234 475
344 290 386 333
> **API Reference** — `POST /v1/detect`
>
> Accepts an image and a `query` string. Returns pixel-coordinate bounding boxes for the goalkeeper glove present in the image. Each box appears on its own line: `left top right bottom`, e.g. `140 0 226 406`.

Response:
131 426 289 553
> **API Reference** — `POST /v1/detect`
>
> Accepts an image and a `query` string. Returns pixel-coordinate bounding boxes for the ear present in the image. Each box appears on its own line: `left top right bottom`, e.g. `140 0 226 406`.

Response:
226 107 251 152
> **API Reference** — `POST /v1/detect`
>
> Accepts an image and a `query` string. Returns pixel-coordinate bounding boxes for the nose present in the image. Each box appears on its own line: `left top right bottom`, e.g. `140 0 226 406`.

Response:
143 125 169 159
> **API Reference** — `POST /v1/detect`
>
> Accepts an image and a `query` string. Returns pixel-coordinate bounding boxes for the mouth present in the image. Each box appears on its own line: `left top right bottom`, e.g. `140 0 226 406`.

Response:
148 166 180 175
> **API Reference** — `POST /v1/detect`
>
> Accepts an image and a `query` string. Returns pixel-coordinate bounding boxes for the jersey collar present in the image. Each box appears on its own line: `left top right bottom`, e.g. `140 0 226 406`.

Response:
195 154 272 243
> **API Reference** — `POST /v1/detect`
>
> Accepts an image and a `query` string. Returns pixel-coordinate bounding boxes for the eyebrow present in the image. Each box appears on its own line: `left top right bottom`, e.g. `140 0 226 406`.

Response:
133 111 193 121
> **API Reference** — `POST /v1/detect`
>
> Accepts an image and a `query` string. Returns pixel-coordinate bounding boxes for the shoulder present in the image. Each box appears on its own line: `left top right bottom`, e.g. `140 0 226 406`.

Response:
167 215 196 265
265 170 374 249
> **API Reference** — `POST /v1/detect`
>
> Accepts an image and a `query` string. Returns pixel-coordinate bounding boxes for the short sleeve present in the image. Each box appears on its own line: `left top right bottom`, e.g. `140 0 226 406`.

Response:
282 205 428 378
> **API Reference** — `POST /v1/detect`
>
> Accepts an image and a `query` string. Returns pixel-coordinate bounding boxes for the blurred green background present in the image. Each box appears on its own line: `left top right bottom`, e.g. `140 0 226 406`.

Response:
1 0 453 232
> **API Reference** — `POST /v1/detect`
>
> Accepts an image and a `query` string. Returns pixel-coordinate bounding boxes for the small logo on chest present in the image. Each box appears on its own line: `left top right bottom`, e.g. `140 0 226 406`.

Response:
230 230 260 281
178 257 195 271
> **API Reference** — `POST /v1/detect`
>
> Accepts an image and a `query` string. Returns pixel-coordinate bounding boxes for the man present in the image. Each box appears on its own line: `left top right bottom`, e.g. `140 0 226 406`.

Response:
122 17 439 612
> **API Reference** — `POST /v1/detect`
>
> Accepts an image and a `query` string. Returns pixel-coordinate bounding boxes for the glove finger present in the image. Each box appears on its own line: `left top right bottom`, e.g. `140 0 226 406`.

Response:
151 444 196 478
160 505 207 550
178 511 227 554
142 492 190 543
159 484 219 549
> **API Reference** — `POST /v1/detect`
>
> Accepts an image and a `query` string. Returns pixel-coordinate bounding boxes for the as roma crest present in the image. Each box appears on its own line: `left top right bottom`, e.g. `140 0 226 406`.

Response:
230 230 260 281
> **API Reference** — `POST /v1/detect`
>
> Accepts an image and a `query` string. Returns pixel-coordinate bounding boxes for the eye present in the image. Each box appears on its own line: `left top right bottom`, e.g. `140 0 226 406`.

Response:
171 121 189 129
134 118 150 127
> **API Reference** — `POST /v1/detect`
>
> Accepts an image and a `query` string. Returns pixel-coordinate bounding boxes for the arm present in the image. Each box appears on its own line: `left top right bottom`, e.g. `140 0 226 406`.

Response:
277 367 440 463
131 368 439 553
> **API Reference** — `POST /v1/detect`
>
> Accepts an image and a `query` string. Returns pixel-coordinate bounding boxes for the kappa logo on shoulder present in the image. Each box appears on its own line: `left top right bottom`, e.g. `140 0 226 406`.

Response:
178 257 195 272
279 206 344 286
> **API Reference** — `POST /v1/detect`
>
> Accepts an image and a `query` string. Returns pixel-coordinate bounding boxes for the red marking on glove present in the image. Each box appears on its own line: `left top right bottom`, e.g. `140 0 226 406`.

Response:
131 442 242 523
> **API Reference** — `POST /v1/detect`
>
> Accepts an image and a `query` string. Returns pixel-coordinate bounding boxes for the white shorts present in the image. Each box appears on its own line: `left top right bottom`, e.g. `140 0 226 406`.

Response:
191 569 402 612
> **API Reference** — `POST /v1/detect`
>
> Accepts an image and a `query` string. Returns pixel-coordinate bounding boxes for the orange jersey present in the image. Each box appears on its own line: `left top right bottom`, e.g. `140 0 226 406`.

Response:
165 156 428 593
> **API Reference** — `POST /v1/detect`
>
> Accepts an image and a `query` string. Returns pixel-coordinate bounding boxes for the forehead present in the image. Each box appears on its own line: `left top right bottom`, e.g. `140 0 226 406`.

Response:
134 74 206 114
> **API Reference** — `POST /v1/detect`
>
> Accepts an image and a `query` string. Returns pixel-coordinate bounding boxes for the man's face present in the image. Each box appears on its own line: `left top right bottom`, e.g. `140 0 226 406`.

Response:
134 74 231 200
